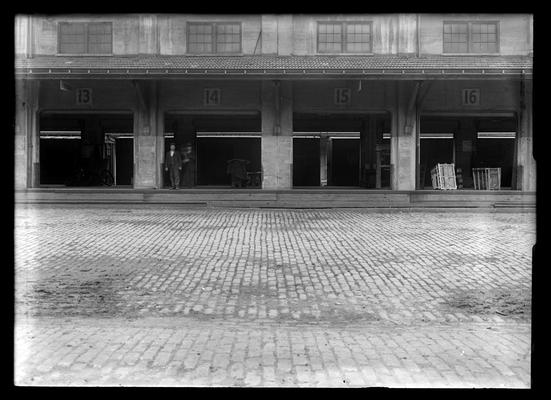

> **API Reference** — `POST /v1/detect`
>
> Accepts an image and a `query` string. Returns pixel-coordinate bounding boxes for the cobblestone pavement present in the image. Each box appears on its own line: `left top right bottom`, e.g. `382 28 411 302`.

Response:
14 205 534 387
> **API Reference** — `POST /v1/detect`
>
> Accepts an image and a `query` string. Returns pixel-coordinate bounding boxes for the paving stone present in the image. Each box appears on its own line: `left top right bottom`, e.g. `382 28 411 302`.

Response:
13 205 533 387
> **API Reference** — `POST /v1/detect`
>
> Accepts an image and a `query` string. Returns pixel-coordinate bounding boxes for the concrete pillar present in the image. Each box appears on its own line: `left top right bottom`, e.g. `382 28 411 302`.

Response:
14 15 31 57
320 134 329 187
516 79 535 191
133 80 160 189
390 81 418 191
261 80 293 189
139 15 159 54
360 116 378 188
261 15 293 55
455 118 477 189
277 15 293 56
397 14 418 55
155 106 165 188
261 15 278 55
15 79 40 189
174 117 196 187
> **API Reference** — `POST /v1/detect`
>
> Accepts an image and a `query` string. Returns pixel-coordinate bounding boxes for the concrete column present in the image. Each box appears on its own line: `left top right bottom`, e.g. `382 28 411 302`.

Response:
173 117 196 187
397 14 418 55
14 15 31 57
156 106 165 188
133 81 159 189
261 15 278 55
360 116 378 188
516 79 535 191
261 80 293 189
455 118 477 189
277 15 293 55
320 134 329 187
261 15 293 55
139 15 159 54
15 79 39 189
390 81 418 191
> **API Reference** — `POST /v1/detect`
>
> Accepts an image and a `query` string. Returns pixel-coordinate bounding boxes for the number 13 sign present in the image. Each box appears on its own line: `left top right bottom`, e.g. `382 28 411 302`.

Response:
76 88 92 105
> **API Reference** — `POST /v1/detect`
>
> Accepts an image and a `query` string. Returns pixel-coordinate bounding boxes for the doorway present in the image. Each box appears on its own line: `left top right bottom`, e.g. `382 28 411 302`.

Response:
38 113 133 187
164 113 261 188
420 116 517 189
293 113 390 188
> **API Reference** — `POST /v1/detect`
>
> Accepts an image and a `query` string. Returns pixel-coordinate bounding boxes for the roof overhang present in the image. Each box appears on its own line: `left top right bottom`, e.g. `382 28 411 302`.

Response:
14 54 533 80
14 68 532 80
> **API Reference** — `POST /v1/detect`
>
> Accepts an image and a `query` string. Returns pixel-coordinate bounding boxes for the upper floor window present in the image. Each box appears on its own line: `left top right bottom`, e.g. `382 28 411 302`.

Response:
443 22 499 54
318 22 372 53
187 22 242 54
58 22 113 54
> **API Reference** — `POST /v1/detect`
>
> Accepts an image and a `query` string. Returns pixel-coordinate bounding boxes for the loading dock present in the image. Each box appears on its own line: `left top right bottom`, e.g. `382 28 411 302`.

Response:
38 113 133 187
293 113 391 188
419 116 517 189
163 113 262 188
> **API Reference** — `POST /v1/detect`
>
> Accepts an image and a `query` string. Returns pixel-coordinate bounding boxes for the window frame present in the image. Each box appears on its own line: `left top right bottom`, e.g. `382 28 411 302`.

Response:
442 20 500 55
57 21 113 56
317 21 373 54
187 21 243 55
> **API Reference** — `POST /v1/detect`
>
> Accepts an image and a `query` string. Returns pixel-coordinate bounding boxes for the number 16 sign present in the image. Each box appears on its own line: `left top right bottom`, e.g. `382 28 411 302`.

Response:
462 89 480 106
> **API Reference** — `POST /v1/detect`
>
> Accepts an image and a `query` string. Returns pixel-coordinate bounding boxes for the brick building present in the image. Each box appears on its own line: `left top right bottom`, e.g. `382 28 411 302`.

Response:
14 14 534 193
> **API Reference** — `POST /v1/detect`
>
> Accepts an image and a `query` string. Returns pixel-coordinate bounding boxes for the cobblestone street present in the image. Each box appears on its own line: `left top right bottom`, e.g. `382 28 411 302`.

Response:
14 205 534 387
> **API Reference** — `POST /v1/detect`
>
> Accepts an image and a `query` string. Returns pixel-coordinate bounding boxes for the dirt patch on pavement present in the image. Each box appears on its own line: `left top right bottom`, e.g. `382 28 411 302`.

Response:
444 288 531 320
19 279 125 317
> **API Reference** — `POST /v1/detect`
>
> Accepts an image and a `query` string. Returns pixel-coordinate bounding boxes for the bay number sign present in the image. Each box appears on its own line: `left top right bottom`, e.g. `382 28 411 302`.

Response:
204 88 221 106
76 88 92 105
334 88 351 105
462 88 480 106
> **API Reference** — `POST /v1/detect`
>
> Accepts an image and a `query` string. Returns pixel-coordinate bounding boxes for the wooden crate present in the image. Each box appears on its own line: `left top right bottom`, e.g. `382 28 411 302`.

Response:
430 163 457 190
472 168 501 190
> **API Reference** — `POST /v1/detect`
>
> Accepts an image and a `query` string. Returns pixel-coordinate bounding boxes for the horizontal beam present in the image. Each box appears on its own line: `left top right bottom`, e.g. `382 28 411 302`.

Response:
15 73 532 81
15 67 532 79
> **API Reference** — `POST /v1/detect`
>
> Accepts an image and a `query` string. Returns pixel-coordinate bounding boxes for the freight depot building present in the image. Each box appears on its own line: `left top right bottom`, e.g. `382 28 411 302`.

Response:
14 14 534 204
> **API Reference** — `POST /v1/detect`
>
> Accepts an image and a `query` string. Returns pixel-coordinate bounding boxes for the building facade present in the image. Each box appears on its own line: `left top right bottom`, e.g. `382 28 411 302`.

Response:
14 14 534 192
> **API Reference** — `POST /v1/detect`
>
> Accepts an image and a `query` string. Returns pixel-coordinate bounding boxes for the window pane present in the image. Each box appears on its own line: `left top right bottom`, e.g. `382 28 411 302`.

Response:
443 23 468 53
318 23 342 52
216 23 241 53
87 22 112 54
58 23 86 54
345 23 371 52
188 23 213 53
471 23 498 53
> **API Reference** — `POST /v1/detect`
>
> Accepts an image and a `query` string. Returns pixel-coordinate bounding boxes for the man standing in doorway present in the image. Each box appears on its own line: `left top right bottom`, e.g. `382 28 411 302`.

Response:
165 143 182 189
181 142 195 188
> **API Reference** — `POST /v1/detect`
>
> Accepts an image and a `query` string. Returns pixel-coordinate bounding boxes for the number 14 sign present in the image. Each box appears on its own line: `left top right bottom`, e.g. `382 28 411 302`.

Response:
204 88 221 106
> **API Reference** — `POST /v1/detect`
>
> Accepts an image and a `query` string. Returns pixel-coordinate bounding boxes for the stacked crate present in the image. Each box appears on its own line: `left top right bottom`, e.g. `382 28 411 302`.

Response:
472 168 501 190
455 167 464 189
430 163 457 190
